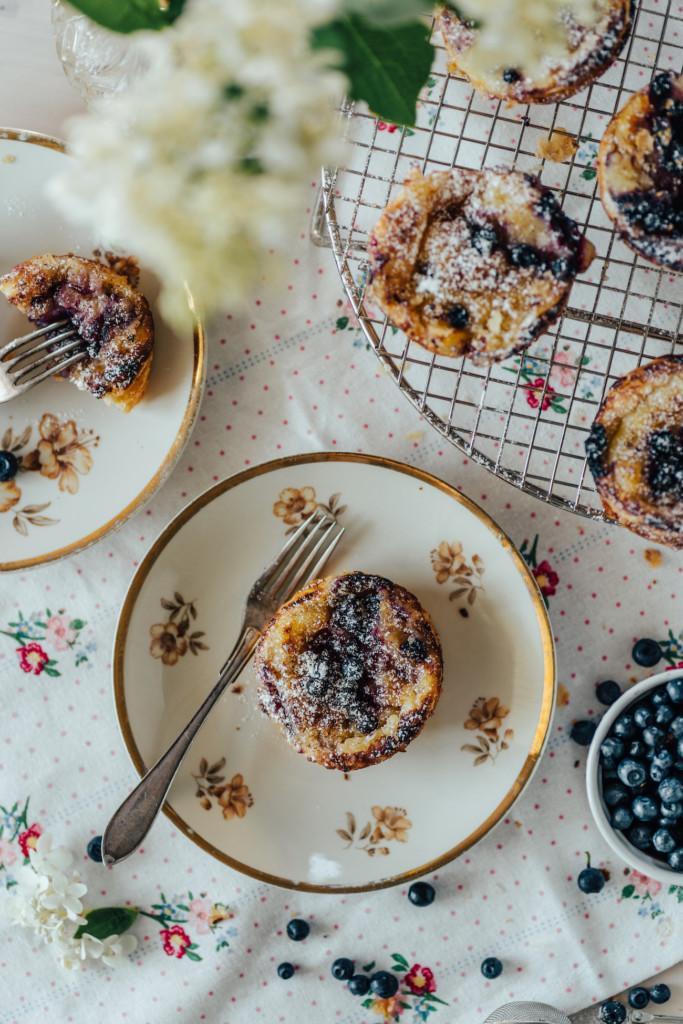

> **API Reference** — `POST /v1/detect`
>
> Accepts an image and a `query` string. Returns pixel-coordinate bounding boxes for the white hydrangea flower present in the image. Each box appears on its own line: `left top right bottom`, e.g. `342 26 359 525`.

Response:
50 0 347 326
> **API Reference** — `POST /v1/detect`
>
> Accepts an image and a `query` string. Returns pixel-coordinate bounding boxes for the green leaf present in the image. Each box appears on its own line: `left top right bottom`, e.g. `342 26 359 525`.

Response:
621 884 635 899
581 168 597 181
312 15 433 127
75 906 138 940
336 316 350 330
362 961 376 973
391 952 409 967
69 619 86 631
44 666 61 678
184 948 202 961
67 0 186 33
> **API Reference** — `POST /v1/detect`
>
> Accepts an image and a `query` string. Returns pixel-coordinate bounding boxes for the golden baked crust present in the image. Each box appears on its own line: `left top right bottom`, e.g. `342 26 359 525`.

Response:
586 355 683 548
368 169 594 364
437 0 632 105
254 571 443 771
598 71 683 271
0 253 154 411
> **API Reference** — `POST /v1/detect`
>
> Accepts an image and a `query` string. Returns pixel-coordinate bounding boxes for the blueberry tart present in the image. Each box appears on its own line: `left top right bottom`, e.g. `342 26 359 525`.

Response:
436 0 632 105
598 71 683 270
254 571 443 771
368 168 595 363
586 355 683 548
0 253 154 411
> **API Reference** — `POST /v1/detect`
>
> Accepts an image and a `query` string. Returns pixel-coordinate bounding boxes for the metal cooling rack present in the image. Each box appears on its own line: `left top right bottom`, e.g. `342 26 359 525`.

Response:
319 0 683 521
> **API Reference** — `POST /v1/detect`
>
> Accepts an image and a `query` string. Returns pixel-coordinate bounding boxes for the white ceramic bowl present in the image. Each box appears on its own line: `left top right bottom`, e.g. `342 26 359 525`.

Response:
586 666 683 884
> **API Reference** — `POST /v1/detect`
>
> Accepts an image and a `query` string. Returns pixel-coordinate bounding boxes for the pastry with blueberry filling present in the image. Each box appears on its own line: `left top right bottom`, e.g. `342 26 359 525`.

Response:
436 0 632 105
585 355 683 548
254 571 443 771
0 253 154 411
598 70 683 271
368 168 595 364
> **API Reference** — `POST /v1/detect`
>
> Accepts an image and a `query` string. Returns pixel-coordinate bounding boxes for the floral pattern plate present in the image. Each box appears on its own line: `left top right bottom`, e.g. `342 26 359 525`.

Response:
114 453 555 892
0 130 204 570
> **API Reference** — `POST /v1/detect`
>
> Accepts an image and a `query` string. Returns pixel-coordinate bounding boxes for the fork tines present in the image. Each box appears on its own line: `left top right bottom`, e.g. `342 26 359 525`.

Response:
0 318 87 397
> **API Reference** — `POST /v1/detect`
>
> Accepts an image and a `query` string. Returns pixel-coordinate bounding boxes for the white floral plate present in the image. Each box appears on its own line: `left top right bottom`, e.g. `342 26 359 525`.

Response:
114 453 555 892
0 129 204 571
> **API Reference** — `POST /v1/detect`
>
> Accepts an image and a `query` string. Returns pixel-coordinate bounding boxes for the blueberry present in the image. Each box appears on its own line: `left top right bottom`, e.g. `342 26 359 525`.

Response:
670 715 683 738
628 741 647 759
650 71 673 104
617 759 647 788
286 918 310 941
653 748 674 771
659 777 683 803
470 223 498 257
600 737 625 766
613 714 636 739
348 975 370 996
650 760 670 783
331 958 355 981
666 677 683 703
400 638 428 662
678 737 683 758
628 988 650 1010
445 304 470 329
481 957 503 979
340 656 364 685
652 687 670 707
537 190 560 219
668 848 683 871
643 726 665 747
611 806 633 830
86 835 103 862
586 424 608 478
350 705 379 734
550 257 573 281
656 704 674 726
408 881 435 907
0 450 18 483
571 720 597 746
596 680 622 706
502 67 521 83
632 795 659 821
603 785 628 807
634 705 655 729
370 972 399 998
510 244 543 270
577 866 605 893
660 801 683 820
628 824 653 850
653 827 676 854
632 638 662 667
278 962 295 980
600 1000 627 1024
650 985 671 1005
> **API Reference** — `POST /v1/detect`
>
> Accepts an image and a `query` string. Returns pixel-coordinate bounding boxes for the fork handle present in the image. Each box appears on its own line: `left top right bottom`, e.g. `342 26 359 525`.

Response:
102 625 260 865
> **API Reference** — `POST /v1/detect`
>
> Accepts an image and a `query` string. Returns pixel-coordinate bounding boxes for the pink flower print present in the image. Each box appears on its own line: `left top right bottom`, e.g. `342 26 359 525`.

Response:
0 839 17 867
187 897 213 935
160 924 192 958
405 964 437 995
18 823 42 858
522 377 555 411
630 869 662 897
17 642 49 675
45 614 76 652
550 350 576 389
376 121 398 133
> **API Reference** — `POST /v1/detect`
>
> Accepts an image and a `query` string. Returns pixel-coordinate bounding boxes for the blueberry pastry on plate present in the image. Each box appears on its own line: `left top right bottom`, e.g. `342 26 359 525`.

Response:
368 168 595 364
436 0 632 105
254 571 443 771
0 253 154 411
586 355 683 548
598 70 683 271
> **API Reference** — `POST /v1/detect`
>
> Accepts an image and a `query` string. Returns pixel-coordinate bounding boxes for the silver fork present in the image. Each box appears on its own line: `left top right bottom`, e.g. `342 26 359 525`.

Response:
102 505 345 865
0 319 87 403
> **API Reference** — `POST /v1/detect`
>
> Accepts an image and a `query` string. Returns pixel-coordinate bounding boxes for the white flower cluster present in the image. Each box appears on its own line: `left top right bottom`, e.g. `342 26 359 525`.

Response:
50 0 347 326
6 834 136 970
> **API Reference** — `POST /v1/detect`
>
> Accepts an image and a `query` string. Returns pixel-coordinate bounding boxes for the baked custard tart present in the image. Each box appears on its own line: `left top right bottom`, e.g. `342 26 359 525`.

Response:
0 253 154 411
254 571 443 771
368 168 595 364
586 355 683 548
598 70 683 271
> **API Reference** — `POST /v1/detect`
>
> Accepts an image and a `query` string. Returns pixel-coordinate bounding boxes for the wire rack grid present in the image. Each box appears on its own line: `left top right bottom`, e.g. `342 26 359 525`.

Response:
319 0 683 522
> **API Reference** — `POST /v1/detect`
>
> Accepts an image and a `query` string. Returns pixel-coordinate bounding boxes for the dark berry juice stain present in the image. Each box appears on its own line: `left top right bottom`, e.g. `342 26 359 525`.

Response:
585 423 609 478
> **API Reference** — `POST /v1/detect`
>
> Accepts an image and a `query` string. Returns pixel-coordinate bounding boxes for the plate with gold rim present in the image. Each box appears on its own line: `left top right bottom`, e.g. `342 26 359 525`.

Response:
0 129 205 571
114 452 555 893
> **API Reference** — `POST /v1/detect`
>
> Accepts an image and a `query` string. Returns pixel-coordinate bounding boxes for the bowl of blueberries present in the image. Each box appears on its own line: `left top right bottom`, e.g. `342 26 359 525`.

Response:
587 667 683 883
